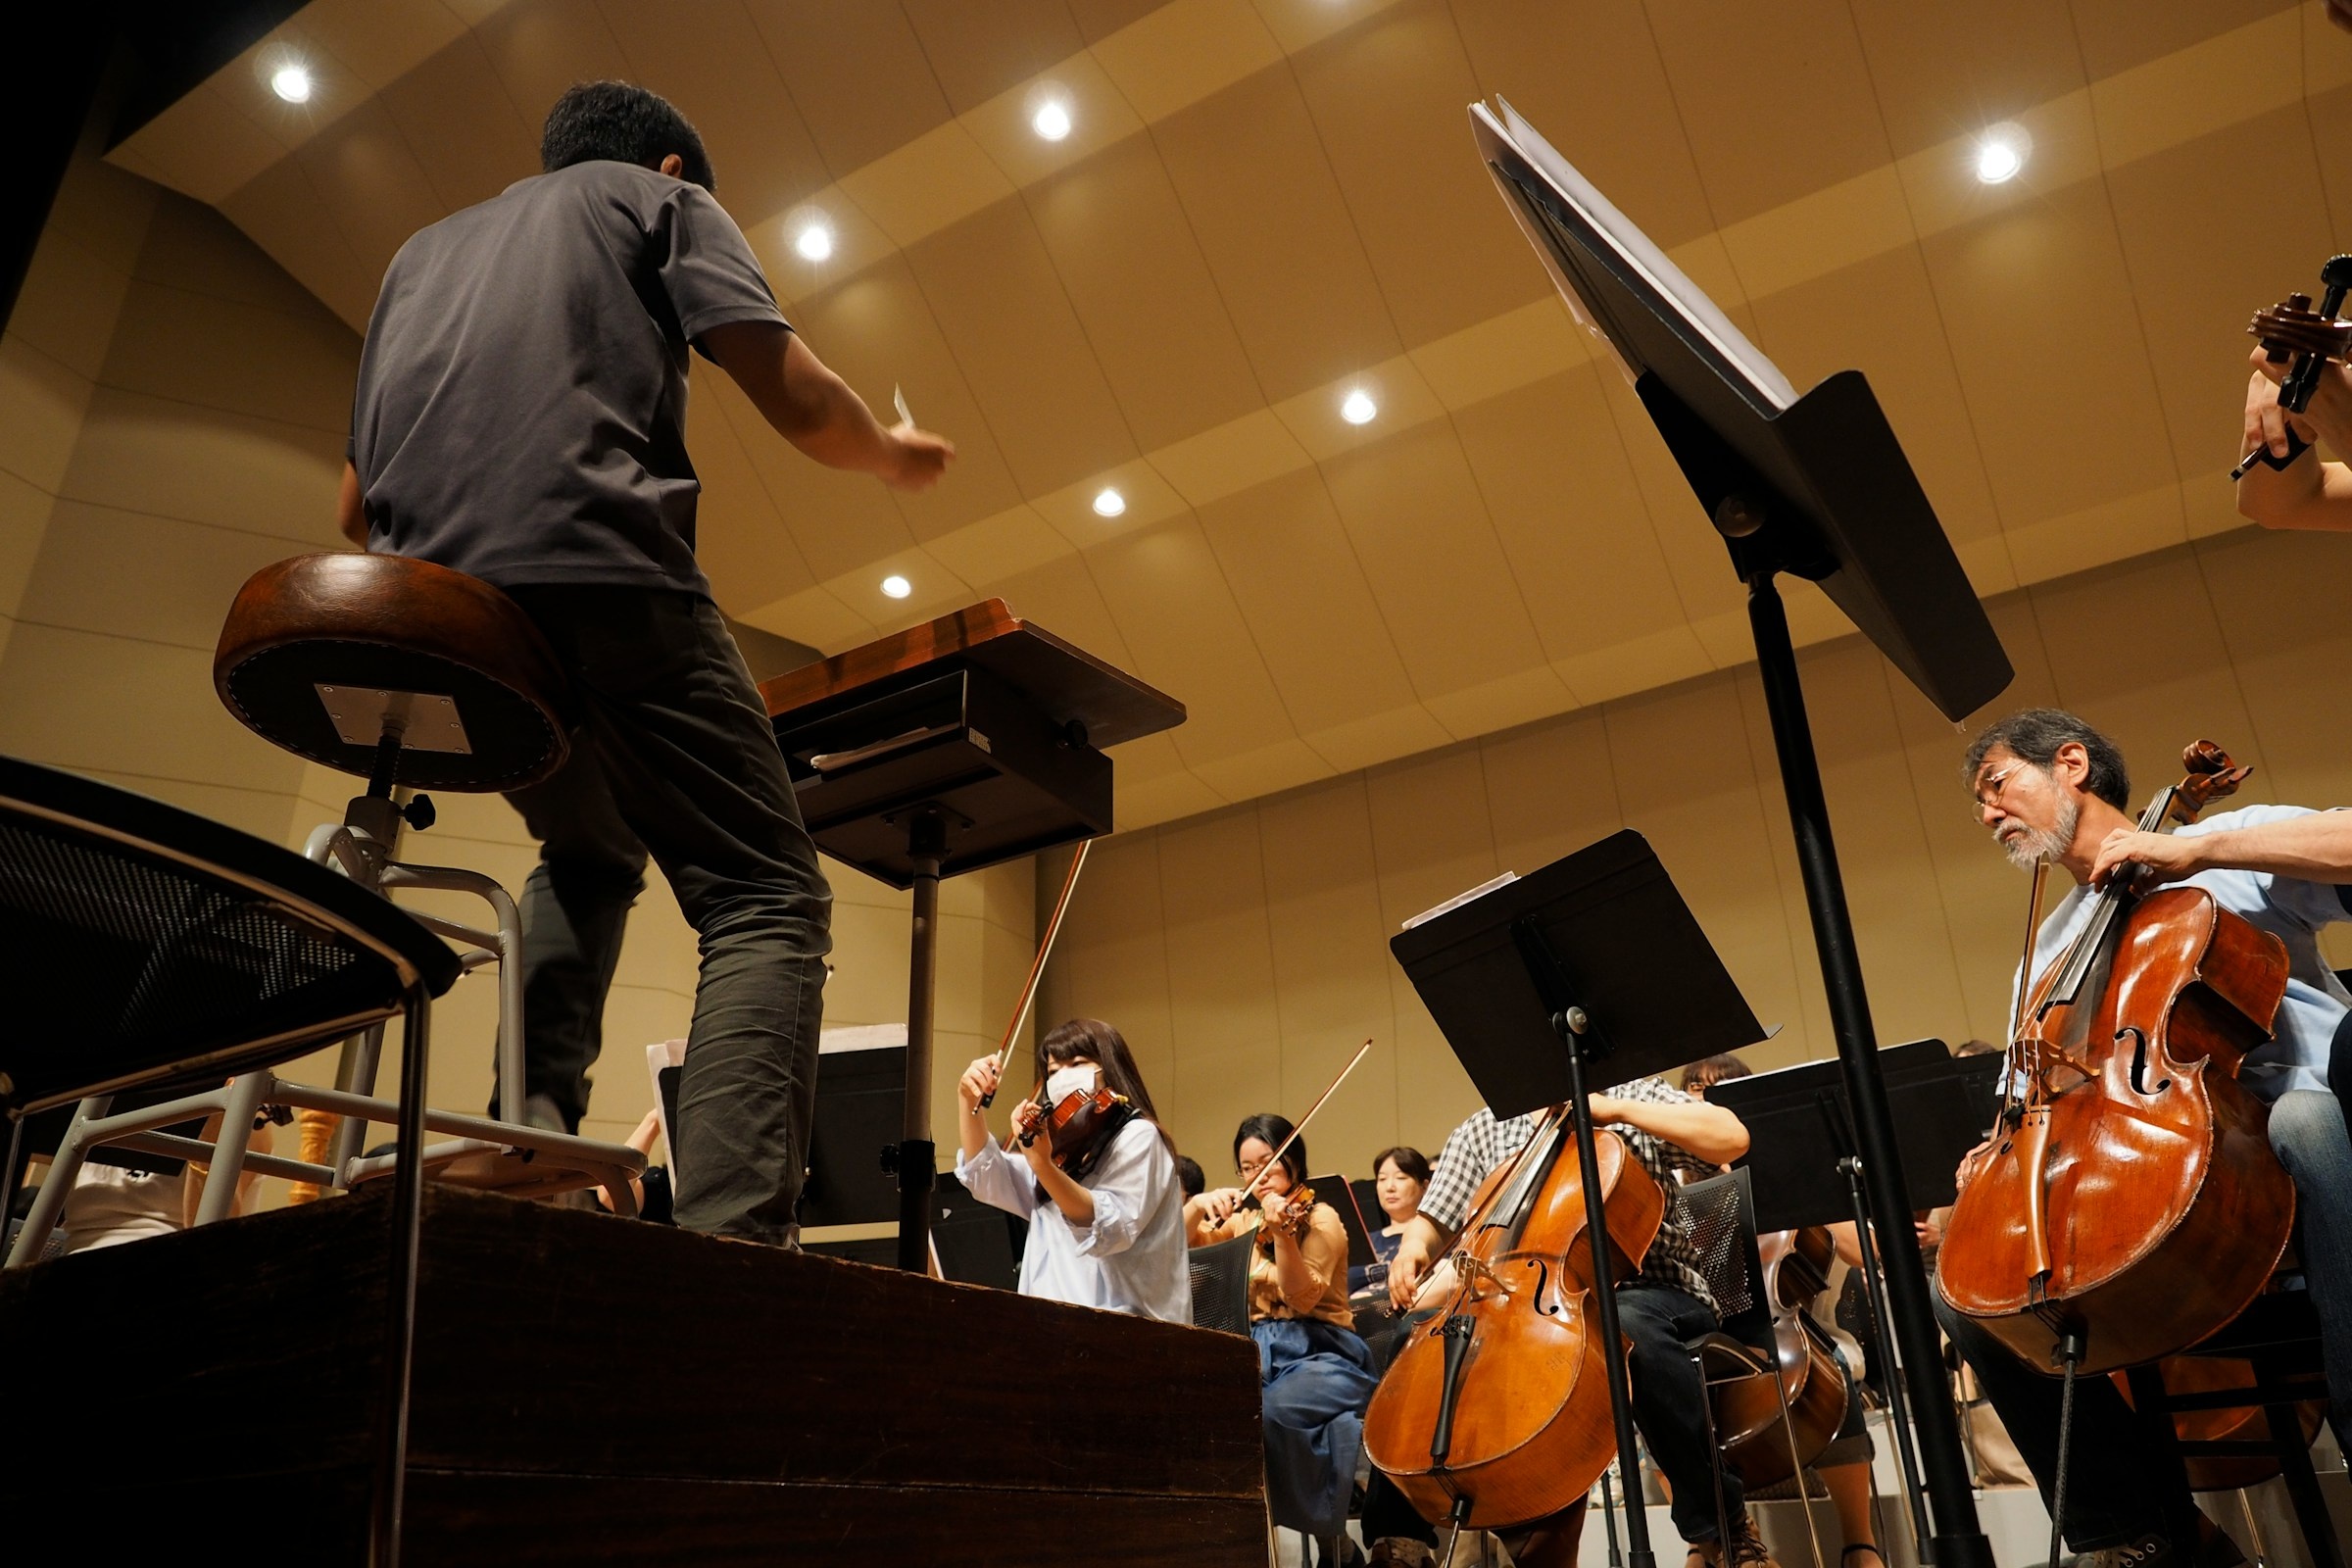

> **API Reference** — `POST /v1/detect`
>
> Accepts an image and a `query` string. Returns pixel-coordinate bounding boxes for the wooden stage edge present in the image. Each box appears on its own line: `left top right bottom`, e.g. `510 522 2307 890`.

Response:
0 1185 1268 1565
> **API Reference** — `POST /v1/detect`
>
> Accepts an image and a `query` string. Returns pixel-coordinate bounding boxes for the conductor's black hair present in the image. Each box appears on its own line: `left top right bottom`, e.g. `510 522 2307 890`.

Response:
541 81 715 193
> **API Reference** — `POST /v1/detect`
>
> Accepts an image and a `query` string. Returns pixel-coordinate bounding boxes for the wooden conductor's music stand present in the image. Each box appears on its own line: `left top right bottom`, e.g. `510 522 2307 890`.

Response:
761 600 1184 1271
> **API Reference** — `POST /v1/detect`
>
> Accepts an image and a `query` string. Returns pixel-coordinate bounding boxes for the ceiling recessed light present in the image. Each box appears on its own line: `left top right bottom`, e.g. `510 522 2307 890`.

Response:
1974 122 2030 185
793 220 834 262
1092 487 1126 517
1032 100 1073 142
880 574 912 600
270 64 314 104
1340 389 1378 425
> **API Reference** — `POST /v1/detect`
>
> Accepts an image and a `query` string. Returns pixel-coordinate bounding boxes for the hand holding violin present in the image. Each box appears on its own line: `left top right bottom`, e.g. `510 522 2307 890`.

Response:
2246 345 2352 465
1009 1096 1055 1169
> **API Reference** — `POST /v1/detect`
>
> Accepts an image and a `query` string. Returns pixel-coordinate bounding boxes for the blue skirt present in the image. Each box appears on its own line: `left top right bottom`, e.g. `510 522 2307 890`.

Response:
1253 1317 1380 1536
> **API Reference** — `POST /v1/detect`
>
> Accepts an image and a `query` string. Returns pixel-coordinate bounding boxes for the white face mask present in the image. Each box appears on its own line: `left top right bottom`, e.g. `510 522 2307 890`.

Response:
1045 1063 1101 1103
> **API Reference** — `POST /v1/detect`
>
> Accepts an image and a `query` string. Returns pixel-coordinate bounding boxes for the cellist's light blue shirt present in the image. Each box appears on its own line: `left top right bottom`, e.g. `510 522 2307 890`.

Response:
2008 805 2352 1101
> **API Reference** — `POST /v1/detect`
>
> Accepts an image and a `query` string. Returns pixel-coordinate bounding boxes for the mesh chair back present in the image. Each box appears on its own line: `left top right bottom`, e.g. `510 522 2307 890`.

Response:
0 756 461 1117
1352 1301 1426 1376
1189 1232 1256 1336
1678 1168 1771 1350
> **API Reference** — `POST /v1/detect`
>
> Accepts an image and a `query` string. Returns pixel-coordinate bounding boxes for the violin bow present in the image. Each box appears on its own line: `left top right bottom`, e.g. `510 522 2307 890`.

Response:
979 837 1092 1110
1241 1037 1376 1203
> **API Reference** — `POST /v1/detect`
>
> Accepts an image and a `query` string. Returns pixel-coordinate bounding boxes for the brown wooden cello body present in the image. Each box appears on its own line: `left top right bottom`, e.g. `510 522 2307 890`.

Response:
1363 1108 1663 1530
1937 744 2295 1376
1717 1225 1849 1488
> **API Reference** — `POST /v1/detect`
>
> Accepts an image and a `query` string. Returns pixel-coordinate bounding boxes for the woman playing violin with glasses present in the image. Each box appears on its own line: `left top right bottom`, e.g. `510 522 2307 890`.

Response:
1188 1113 1380 1566
955 1017 1189 1323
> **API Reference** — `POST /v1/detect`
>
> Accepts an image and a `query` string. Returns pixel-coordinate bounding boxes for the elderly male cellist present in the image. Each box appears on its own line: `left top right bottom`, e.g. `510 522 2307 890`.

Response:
1382 1078 1777 1568
1942 709 2352 1568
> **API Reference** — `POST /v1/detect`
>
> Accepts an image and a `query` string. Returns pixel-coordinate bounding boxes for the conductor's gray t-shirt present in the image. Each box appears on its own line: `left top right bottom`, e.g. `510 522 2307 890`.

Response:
349 160 787 598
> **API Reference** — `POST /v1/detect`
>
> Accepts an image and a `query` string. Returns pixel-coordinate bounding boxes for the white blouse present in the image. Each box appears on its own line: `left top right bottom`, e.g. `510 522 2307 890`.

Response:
955 1117 1192 1324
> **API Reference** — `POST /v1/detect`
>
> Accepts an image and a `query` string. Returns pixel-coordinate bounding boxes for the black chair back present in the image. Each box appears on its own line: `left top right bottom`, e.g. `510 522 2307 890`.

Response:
1677 1168 1772 1350
0 755 460 1120
1189 1232 1256 1336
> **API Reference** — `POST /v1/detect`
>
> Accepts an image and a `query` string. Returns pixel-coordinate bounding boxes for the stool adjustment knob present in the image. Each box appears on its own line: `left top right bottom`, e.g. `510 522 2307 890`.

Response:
401 794 436 832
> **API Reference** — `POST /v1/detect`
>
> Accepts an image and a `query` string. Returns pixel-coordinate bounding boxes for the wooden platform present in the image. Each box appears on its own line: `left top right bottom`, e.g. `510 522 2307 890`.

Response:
0 1185 1266 1563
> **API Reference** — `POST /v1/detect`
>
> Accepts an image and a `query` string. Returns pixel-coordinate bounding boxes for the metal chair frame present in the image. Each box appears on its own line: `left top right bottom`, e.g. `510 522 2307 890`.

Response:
0 754 463 1564
7 790 645 1267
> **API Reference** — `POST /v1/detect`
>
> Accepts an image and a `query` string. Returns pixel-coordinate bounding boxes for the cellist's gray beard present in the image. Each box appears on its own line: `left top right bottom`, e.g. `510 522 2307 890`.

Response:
1998 797 2078 872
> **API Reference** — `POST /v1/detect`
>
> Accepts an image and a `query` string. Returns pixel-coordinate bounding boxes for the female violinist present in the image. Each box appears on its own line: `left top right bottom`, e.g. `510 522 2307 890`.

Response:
954 1017 1189 1323
1188 1113 1380 1563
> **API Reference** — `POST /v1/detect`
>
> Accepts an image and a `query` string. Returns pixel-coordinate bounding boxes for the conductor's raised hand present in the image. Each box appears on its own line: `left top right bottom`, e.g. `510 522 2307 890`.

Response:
880 423 955 492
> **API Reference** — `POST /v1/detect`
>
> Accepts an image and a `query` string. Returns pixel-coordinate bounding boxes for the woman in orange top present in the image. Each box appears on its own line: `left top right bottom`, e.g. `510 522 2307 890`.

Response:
1188 1113 1378 1565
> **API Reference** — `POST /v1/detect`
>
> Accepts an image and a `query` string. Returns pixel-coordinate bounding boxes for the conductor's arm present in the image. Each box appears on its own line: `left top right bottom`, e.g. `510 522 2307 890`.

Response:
698 321 953 492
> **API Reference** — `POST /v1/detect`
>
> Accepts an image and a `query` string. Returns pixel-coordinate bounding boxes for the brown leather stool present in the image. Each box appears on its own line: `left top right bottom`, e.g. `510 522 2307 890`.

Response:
177 553 646 1210
216 552 574 799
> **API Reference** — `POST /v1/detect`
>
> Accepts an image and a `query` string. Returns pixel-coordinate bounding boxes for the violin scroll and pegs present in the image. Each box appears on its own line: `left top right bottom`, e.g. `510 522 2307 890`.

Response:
2235 257 2352 481
2168 740 2253 826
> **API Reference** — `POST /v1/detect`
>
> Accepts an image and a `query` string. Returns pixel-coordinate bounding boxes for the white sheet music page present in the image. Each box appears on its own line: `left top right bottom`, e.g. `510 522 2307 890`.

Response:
1401 871 1520 931
1475 97 1796 415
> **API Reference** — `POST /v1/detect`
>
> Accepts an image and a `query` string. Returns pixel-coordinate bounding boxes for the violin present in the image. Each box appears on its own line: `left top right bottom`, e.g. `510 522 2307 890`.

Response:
1714 1225 1849 1489
1363 1105 1665 1532
1013 1083 1135 1181
1937 741 2295 1375
1252 1186 1319 1253
2232 254 2352 480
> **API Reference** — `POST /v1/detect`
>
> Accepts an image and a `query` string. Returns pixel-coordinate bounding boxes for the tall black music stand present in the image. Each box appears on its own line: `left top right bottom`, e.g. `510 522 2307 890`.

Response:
763 601 1184 1271
1393 830 1765 1567
1472 97 2013 1568
1708 1043 2005 1559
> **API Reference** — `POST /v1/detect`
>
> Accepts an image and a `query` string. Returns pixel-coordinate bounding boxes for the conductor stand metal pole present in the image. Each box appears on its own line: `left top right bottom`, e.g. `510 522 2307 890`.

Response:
893 808 947 1273
1740 555 1990 1568
1555 1001 1656 1568
1839 1153 1933 1563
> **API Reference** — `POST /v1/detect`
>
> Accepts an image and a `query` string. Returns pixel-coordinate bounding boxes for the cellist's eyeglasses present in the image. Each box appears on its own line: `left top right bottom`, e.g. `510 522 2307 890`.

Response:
1971 762 2026 818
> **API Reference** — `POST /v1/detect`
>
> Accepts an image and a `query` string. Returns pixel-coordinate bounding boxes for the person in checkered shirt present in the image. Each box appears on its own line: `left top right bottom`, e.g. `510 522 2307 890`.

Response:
1380 1077 1779 1568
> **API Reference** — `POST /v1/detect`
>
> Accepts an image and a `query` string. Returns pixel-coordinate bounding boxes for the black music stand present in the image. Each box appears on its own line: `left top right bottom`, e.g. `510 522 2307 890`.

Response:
797 1037 907 1230
1472 97 2012 1568
1312 1171 1378 1271
764 602 1183 1271
1393 830 1764 1566
1708 1043 2003 1557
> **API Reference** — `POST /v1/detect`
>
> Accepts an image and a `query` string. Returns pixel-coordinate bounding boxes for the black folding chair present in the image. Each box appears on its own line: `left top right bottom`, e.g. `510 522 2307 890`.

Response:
1189 1231 1257 1336
0 753 462 1562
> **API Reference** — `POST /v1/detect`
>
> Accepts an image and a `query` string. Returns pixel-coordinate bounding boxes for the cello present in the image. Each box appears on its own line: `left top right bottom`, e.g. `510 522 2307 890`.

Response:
1716 1225 1849 1489
1362 1103 1664 1532
1937 742 2295 1376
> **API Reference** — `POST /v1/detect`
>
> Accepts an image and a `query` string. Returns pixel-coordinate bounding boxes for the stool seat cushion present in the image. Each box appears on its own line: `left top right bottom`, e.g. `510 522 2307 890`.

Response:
215 554 573 793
